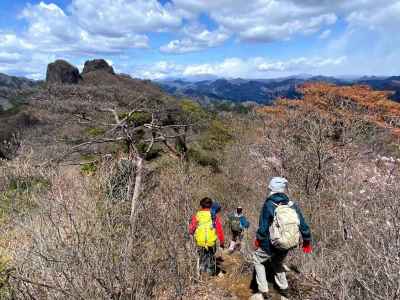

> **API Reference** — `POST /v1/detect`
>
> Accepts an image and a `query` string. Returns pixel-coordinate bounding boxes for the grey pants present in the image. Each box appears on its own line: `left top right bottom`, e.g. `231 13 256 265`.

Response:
253 248 288 293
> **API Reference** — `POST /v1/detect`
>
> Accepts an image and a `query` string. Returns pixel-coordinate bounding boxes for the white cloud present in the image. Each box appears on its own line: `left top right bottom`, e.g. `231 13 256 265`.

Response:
133 56 347 79
4 0 174 63
237 13 337 42
2 0 400 77
0 1 162 77
131 61 184 79
258 56 346 72
346 1 400 29
181 58 251 77
173 0 338 43
70 0 181 35
0 52 23 64
319 29 331 39
0 33 33 51
0 31 51 78
0 52 56 79
323 0 400 75
19 2 150 54
160 39 199 54
160 24 230 53
171 0 400 46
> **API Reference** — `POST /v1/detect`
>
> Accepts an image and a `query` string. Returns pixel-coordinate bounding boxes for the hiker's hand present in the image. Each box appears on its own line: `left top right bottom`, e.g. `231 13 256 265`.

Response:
302 240 312 254
253 239 260 250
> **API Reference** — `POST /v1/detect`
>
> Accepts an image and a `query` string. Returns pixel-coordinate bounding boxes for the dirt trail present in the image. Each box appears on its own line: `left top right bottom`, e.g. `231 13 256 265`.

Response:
204 249 316 300
209 250 283 300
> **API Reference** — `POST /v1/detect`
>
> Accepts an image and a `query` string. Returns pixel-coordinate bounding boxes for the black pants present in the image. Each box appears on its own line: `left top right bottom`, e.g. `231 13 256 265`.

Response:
232 230 243 242
198 246 217 275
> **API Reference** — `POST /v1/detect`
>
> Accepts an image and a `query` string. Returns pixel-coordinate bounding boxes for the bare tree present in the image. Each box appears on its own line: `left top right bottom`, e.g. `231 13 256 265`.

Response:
71 107 190 231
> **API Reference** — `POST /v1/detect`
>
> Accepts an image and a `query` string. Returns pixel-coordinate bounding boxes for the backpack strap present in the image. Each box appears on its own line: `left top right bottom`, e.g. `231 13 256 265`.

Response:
272 200 294 207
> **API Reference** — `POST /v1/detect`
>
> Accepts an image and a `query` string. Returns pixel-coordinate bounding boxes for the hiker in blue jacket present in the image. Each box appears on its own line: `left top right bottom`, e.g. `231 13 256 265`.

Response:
253 177 312 300
210 201 221 228
227 207 250 253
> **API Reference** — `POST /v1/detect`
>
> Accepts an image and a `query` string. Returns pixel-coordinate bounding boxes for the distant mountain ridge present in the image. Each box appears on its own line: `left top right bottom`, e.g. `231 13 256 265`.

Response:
0 73 39 89
157 75 400 104
358 76 400 101
0 73 41 112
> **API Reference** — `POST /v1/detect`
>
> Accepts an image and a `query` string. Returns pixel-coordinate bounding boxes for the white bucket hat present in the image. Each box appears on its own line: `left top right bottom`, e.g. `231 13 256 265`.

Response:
268 177 288 194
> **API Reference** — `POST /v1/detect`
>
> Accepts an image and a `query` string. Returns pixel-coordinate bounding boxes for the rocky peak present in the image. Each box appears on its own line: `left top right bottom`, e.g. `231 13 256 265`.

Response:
82 59 115 75
46 60 81 84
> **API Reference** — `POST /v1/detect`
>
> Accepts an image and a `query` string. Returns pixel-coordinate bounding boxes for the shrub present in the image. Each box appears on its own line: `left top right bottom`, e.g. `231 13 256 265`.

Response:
188 148 220 172
119 111 152 126
85 127 106 137
105 159 132 201
6 159 199 299
7 176 50 193
136 142 163 160
0 175 49 223
179 99 208 123
200 119 233 151
80 162 97 175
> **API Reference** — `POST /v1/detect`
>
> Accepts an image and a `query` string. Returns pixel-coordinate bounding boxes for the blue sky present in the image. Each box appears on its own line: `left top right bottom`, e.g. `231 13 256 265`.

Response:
1 0 399 79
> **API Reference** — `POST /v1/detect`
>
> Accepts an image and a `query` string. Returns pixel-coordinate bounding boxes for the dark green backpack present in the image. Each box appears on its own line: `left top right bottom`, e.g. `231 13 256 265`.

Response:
230 215 241 232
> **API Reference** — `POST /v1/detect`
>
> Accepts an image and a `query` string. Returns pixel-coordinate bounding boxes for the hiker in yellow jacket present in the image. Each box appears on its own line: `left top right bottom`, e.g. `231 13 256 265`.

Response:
189 197 225 275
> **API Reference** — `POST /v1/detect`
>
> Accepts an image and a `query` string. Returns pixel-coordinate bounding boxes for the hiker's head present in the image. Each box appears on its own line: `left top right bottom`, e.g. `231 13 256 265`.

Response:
268 177 288 194
200 197 213 209
212 201 221 213
236 207 243 215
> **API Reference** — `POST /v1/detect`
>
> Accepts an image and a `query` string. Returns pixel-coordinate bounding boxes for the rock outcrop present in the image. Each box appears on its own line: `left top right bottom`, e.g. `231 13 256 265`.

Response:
46 60 81 84
82 59 115 75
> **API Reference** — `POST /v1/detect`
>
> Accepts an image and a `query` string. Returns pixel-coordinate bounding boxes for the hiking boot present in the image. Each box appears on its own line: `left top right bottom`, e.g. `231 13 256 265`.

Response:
249 293 264 300
261 292 272 300
228 241 236 253
279 289 289 298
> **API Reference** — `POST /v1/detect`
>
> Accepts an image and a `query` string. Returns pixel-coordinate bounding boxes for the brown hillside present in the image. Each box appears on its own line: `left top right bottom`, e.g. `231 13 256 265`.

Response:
258 83 400 136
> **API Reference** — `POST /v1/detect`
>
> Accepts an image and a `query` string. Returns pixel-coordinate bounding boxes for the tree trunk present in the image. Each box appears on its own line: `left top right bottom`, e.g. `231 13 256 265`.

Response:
129 155 144 229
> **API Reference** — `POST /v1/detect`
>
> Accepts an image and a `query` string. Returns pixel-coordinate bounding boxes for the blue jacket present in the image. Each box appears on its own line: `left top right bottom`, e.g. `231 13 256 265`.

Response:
211 202 221 228
240 215 250 229
256 193 311 255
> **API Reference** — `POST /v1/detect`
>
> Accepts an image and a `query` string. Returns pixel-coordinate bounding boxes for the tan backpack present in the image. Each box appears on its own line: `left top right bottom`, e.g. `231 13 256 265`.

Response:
269 201 300 250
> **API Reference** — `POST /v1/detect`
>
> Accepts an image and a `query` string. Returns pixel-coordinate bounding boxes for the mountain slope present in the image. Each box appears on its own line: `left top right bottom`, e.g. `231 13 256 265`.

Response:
0 73 39 89
0 73 40 112
157 76 347 104
157 76 400 104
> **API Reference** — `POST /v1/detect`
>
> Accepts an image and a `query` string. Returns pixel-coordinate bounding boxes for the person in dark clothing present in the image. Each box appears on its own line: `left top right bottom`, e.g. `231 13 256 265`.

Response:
210 201 222 228
253 177 312 299
227 207 250 253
